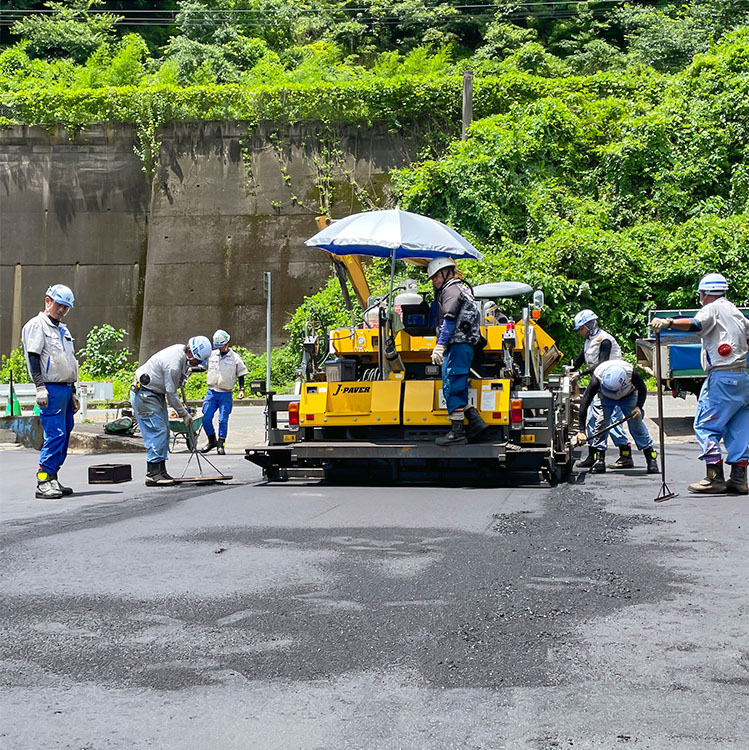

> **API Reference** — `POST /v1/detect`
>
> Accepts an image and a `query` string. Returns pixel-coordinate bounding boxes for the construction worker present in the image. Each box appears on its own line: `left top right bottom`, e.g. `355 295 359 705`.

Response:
652 273 749 494
200 329 248 455
571 310 633 469
21 284 79 499
130 336 212 486
428 257 488 446
576 359 659 474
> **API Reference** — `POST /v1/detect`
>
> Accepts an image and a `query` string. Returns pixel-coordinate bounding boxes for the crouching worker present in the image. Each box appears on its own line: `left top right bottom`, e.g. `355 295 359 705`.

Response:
575 359 659 474
200 329 248 455
427 256 488 446
130 336 212 486
22 284 79 499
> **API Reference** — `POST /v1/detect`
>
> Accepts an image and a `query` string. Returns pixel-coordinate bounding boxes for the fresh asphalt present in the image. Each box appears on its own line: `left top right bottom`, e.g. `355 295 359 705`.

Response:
1 402 749 748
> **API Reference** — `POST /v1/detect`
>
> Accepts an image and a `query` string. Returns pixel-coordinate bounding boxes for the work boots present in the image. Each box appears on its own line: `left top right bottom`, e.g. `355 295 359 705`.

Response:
576 449 596 468
35 471 63 500
436 420 468 446
464 407 489 442
217 438 226 455
201 434 218 453
726 463 749 495
612 445 635 469
688 463 727 494
145 461 176 487
643 447 659 474
49 476 73 496
590 449 607 474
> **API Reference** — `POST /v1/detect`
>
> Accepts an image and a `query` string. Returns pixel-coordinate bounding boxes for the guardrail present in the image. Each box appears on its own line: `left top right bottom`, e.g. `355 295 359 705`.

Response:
1 382 115 418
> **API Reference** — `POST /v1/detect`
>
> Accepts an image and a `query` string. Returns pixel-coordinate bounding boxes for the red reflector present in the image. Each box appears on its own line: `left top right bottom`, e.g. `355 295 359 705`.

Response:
288 402 300 426
510 399 523 424
305 414 315 421
492 412 502 419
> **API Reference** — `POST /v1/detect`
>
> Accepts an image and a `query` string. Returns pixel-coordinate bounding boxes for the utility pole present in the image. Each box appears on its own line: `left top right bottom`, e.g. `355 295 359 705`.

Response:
264 271 272 391
462 71 473 140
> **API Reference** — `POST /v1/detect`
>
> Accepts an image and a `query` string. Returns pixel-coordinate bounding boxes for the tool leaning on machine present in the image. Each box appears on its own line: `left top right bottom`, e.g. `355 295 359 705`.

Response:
245 208 576 485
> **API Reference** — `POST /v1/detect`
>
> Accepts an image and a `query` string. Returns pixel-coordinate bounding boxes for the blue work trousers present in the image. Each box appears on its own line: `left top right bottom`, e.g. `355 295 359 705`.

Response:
591 392 653 451
694 370 749 464
587 395 629 449
202 389 233 438
130 387 170 463
39 383 75 476
442 343 474 416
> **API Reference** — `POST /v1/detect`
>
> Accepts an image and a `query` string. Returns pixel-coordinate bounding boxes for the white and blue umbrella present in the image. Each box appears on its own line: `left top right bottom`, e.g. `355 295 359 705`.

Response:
305 208 483 261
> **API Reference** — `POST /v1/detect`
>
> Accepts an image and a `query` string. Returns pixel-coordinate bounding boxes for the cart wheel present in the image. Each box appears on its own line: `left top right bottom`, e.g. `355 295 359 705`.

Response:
542 460 562 487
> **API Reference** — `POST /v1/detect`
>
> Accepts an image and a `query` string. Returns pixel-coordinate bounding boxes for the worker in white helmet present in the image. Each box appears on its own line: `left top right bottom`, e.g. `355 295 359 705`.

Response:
21 284 79 500
427 257 488 446
130 336 212 486
652 273 749 494
200 329 248 455
576 359 659 475
570 309 633 470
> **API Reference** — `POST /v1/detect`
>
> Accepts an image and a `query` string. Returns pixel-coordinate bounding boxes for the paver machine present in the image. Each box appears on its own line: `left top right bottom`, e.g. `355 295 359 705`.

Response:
245 210 576 484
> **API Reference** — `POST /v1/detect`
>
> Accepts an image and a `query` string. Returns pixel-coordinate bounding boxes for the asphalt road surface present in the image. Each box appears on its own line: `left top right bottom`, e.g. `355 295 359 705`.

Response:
1 437 748 749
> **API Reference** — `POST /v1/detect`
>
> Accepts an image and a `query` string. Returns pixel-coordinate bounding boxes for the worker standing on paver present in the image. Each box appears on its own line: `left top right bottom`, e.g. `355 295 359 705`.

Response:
576 359 659 475
22 284 79 500
428 257 488 446
130 336 212 486
200 329 248 455
651 273 749 494
571 310 634 470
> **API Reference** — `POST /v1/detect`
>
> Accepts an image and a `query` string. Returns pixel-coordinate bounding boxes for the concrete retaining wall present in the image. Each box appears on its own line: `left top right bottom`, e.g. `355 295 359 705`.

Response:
0 121 419 360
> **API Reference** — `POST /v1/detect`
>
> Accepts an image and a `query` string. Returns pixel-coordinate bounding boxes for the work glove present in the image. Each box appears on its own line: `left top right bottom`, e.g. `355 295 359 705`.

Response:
35 386 49 409
650 318 672 331
575 430 588 446
628 406 643 421
569 371 580 384
182 412 194 429
72 393 80 414
431 344 445 366
237 389 245 400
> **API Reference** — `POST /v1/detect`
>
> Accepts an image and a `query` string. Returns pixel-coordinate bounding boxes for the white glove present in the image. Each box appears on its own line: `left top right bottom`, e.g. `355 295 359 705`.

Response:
431 344 445 366
237 389 245 400
182 413 194 429
569 371 580 384
650 318 672 331
72 393 80 414
575 430 588 446
36 386 49 408
629 406 642 421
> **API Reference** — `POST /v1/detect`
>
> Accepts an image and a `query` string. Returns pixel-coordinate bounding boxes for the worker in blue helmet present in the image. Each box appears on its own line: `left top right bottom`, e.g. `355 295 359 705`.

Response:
576 358 659 474
570 309 633 470
130 335 212 486
200 329 248 455
652 273 749 494
21 284 79 499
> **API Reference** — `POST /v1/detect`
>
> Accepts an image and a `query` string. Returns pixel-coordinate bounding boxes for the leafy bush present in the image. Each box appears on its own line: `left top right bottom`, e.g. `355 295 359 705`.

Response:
77 324 133 379
0 347 30 385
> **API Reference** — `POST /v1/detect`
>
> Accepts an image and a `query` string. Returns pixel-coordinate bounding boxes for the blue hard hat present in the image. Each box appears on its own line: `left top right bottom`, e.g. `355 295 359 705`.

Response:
698 273 729 294
600 364 628 397
573 309 597 330
45 284 74 308
188 335 212 363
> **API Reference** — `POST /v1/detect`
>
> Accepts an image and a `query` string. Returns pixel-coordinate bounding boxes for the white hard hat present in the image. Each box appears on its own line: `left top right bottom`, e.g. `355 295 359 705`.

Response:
213 329 230 347
45 284 75 308
573 309 598 330
427 257 456 279
600 364 628 397
698 273 729 294
188 335 212 363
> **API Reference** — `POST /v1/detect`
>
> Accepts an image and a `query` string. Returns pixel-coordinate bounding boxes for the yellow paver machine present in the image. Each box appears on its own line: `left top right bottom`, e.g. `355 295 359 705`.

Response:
246 210 576 485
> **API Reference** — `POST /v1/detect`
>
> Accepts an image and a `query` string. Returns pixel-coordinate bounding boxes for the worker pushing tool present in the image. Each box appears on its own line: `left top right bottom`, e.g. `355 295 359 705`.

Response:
427 257 488 446
651 273 749 494
22 284 79 500
200 329 248 455
130 336 212 486
571 310 633 470
576 358 659 474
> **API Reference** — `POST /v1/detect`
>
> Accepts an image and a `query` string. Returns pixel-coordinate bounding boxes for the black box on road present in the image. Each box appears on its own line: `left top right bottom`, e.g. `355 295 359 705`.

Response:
88 464 132 484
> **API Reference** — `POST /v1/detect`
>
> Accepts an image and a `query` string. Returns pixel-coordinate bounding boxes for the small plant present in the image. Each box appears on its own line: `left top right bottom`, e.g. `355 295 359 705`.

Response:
78 324 132 379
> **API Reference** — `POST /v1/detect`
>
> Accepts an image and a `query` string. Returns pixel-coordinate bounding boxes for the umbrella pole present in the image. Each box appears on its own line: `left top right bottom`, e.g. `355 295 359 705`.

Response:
380 248 397 380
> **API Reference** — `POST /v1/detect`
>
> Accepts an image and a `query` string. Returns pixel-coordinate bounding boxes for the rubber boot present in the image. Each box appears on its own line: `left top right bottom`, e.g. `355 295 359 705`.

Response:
201 434 217 453
688 463 727 494
576 449 596 468
159 461 174 481
50 475 74 496
643 447 659 474
590 449 607 474
464 407 489 442
436 420 468 446
145 461 175 487
726 463 748 495
217 438 226 455
36 470 63 500
612 445 634 469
